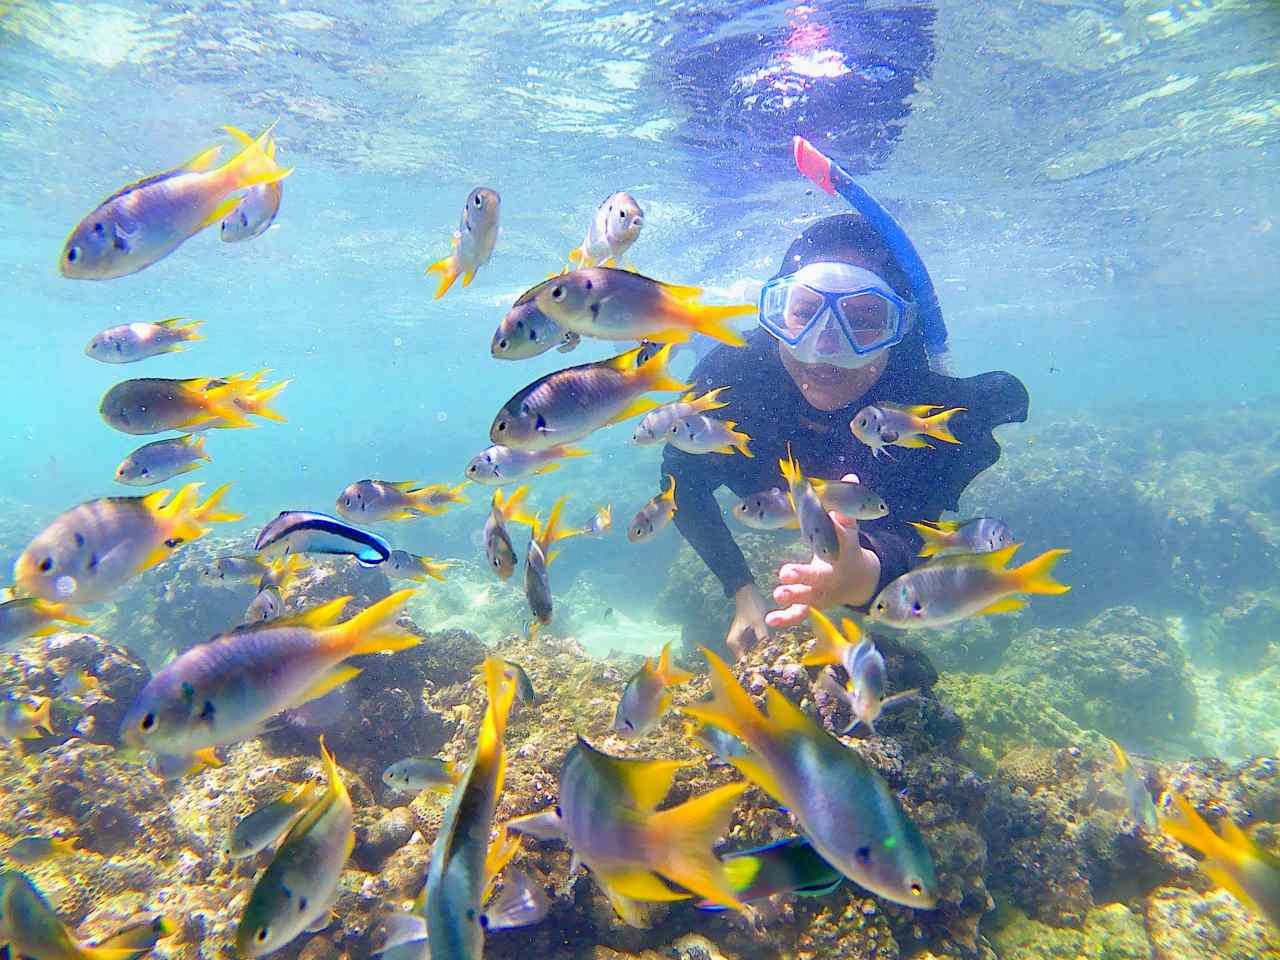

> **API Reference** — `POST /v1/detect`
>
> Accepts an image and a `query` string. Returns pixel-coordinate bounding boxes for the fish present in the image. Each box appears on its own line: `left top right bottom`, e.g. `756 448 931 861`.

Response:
490 342 688 451
567 191 645 268
244 585 284 623
99 373 288 435
4 835 78 866
504 661 540 704
534 268 752 347
142 746 224 782
0 870 138 959
696 837 843 910
465 443 589 485
386 550 452 583
199 554 270 584
336 480 468 522
423 658 523 958
632 387 730 444
425 186 501 299
120 590 419 754
226 782 319 859
732 488 799 531
850 402 966 460
867 545 1071 629
780 447 839 562
507 736 749 921
84 317 204 364
15 484 241 604
257 554 310 592
381 756 460 795
60 123 292 281
491 291 581 360
909 517 1017 558
805 610 918 734
484 486 534 580
810 476 889 522
628 474 677 543
219 125 284 241
1160 792 1280 928
683 648 939 909
94 915 177 957
684 720 749 764
254 511 392 567
524 497 580 625
668 414 753 457
0 599 91 649
1106 738 1158 831
236 739 355 957
612 641 694 739
581 505 612 538
114 434 211 486
57 670 101 699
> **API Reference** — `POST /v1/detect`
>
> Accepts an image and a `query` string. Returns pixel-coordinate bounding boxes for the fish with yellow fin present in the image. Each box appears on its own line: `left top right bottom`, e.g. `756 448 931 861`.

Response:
909 517 1016 558
668 414 752 457
336 479 468 522
4 835 78 866
485 485 535 580
628 474 677 543
100 373 287 435
85 317 204 364
0 598 91 649
581 504 612 538
632 387 730 444
612 641 693 738
805 610 918 734
219 125 284 241
386 550 452 583
567 192 644 268
465 443 589 485
1105 738 1158 831
0 871 139 959
425 187 501 299
850 402 965 460
94 915 177 958
780 446 839 562
524 497 580 625
226 782 320 859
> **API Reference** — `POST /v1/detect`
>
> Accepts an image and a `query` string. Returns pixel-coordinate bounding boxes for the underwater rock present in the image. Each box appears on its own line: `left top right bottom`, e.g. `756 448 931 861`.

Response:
1145 885 1280 959
353 806 417 871
1204 588 1280 674
987 901 1151 959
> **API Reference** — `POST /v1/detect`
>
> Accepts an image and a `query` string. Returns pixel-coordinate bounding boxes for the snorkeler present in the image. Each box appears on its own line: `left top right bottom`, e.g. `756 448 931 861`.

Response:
662 140 1030 656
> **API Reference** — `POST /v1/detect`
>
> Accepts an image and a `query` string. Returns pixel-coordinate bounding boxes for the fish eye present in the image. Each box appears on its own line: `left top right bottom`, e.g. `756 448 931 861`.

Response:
140 468 149 477
856 845 872 865
240 211 249 228
66 246 80 262
498 338 509 349
38 557 53 572
473 193 483 207
618 209 627 219
910 882 924 897
496 420 506 432
256 928 269 942
911 601 923 615
551 286 565 301
140 712 157 731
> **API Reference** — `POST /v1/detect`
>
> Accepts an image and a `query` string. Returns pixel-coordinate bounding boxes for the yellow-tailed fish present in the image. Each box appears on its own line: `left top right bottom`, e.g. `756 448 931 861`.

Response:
386 550 452 583
850 402 965 461
0 871 138 959
120 590 419 754
143 746 223 782
491 287 581 360
219 125 283 242
84 317 204 364
95 915 177 957
114 434 210 486
868 545 1070 629
780 447 839 561
336 479 468 522
465 443 589 486
909 517 1017 558
628 474 677 543
200 554 271 584
425 186 501 299
696 836 843 910
257 554 309 592
668 414 752 457
100 373 287 435
485 486 534 580
382 756 459 795
423 658 520 958
0 598 90 648
810 476 889 522
490 342 688 451
685 648 938 908
4 835 78 866
612 641 693 739
244 585 284 623
1161 792 1280 928
504 661 540 704
524 497 579 625
226 782 319 859
732 487 799 531
567 191 645 268
236 738 354 957
805 610 918 735
15 484 241 604
581 504 612 538
60 123 291 281
632 387 730 444
1106 738 1158 831
196 369 292 429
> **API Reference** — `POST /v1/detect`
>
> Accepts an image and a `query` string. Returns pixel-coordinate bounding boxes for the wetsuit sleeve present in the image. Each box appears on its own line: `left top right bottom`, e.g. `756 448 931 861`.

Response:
662 444 754 597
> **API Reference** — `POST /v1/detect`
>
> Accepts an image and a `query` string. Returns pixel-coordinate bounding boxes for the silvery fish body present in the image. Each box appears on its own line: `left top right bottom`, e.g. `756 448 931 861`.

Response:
220 180 282 242
381 756 456 793
85 318 202 363
732 488 797 530
115 434 209 486
572 192 645 267
524 539 553 624
226 783 317 859
245 585 284 623
491 288 580 360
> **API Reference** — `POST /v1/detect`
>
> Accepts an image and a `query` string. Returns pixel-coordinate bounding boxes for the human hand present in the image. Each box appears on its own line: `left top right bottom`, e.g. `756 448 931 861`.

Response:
726 584 770 659
766 511 881 628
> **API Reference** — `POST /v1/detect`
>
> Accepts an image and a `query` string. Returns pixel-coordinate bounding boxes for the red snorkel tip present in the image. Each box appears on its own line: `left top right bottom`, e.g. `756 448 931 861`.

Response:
793 136 836 196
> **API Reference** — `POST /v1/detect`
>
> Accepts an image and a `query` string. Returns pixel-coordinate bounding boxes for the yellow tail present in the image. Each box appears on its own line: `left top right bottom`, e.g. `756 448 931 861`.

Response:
157 316 204 342
229 372 290 423
724 422 753 458
191 381 256 429
220 121 293 193
909 520 960 557
802 608 858 667
476 656 519 798
1008 548 1071 595
27 697 54 737
654 641 694 687
39 601 92 628
1160 793 1263 913
494 485 535 527
647 782 749 912
536 496 581 554
681 301 752 347
688 386 730 413
682 648 766 748
323 588 421 657
157 483 241 545
921 407 965 445
633 343 691 394
426 255 459 299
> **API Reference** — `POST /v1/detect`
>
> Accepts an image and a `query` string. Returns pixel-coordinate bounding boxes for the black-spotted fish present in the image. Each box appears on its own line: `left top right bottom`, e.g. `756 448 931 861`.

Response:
491 288 581 360
0 599 90 649
219 125 284 241
632 387 730 444
85 317 204 364
780 447 839 562
100 374 287 435
0 871 137 959
114 434 211 486
696 836 842 910
524 497 579 625
668 414 752 457
810 476 889 521
909 517 1016 558
336 480 468 522
425 187 501 299
382 756 459 795
466 443 589 486
628 474 676 543
226 782 319 859
612 641 693 739
95 915 177 958
244 585 284 623
386 550 452 583
484 486 534 580
567 192 645 268
850 402 965 460
732 487 798 531
805 610 918 734
4 835 79 866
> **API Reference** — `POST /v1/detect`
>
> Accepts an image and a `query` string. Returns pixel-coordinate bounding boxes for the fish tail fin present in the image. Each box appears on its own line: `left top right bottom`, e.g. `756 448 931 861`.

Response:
682 647 765 748
191 746 223 771
1160 792 1259 908
425 256 459 299
50 835 79 855
801 608 854 666
1009 548 1071 595
176 482 242 530
660 473 677 506
29 696 54 736
39 601 92 627
239 376 291 422
539 496 581 551
221 121 293 192
185 433 212 462
690 386 731 413
73 945 148 960
317 736 353 823
922 406 966 444
324 588 421 657
634 343 691 394
647 782 749 913
655 641 694 687
683 302 752 347
478 657 518 790
497 485 536 527
909 520 956 557
222 124 255 146
196 383 256 429
726 422 753 458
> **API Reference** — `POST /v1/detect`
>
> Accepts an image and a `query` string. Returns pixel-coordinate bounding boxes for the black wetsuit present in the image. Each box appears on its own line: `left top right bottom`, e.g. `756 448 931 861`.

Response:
661 328 1030 605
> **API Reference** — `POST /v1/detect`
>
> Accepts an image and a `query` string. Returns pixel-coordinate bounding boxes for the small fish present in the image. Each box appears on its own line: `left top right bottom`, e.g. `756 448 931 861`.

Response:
810 476 889 521
121 590 419 754
219 125 283 241
336 480 468 522
114 434 211 486
254 511 392 567
4 835 79 866
1160 792 1280 928
668 414 752 457
581 505 612 538
732 488 799 531
534 268 752 346
84 318 204 364
909 517 1016 558
244 585 284 623
95 915 177 956
524 497 580 625
805 610 918 734
612 641 693 739
628 474 677 543
684 720 748 764
425 186 501 299
696 836 843 910
144 746 224 781
780 447 839 561
0 599 91 649
491 292 580 360
504 661 540 703
100 373 287 435
850 402 965 460
15 484 240 604
632 387 730 444
382 756 459 795
199 554 270 584
484 486 534 580
257 554 309 592
490 343 688 451
236 739 355 957
1106 738 1158 831
60 123 292 281
868 545 1071 629
382 870 548 959
386 550 452 583
465 443 589 485
684 649 938 909
0 870 137 960
57 670 100 699
567 191 645 268
226 782 319 859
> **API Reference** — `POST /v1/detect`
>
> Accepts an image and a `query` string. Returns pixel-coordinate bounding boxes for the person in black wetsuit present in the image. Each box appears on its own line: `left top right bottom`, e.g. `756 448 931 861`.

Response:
661 213 1029 656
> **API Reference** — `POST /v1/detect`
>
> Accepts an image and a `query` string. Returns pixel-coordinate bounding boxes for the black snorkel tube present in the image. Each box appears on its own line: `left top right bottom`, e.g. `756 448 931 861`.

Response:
792 136 948 361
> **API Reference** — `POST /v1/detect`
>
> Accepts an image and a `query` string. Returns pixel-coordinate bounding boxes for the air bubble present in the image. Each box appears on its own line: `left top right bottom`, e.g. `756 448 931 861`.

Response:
55 575 77 599
436 411 448 423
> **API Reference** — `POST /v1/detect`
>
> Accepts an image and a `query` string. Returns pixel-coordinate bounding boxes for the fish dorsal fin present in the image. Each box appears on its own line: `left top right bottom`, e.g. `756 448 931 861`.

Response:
802 608 850 667
390 480 424 492
141 489 173 511
271 595 352 629
601 345 649 371
221 124 255 147
926 519 963 533
578 736 692 811
929 542 1022 570
183 144 224 172
763 686 814 734
879 401 943 417
657 280 704 303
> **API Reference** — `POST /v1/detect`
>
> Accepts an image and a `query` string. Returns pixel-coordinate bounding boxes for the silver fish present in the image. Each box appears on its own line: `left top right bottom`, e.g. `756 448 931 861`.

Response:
425 186 501 299
226 782 318 859
731 487 798 530
381 756 458 794
115 434 210 486
220 126 283 241
568 191 645 268
85 318 204 363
